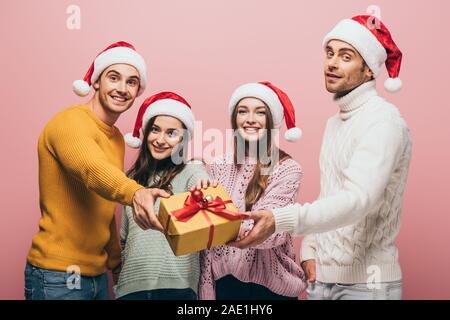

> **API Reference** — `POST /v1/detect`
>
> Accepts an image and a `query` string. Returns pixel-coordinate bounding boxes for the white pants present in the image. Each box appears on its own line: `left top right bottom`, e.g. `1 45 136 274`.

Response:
307 280 402 300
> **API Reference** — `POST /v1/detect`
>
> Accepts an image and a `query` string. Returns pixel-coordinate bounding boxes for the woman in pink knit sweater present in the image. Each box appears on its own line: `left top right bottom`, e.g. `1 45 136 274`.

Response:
198 82 307 300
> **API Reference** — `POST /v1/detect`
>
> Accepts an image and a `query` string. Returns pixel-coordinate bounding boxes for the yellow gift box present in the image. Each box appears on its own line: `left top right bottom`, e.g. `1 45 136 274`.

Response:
158 185 242 256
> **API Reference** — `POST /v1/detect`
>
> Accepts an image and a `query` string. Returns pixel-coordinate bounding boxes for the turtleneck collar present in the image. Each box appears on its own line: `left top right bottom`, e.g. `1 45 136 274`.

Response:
334 80 378 120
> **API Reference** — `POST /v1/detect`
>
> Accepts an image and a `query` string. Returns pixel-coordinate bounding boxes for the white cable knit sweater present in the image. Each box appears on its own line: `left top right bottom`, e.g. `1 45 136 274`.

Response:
273 81 412 284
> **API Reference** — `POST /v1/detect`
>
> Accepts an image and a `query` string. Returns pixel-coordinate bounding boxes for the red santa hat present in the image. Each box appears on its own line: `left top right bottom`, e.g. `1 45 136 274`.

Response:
125 91 195 148
73 41 147 97
323 15 403 93
228 81 302 142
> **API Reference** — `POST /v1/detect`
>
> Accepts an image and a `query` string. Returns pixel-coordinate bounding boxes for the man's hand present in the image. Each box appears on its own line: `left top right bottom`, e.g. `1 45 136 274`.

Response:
228 210 275 249
189 179 219 192
301 259 316 283
132 188 170 232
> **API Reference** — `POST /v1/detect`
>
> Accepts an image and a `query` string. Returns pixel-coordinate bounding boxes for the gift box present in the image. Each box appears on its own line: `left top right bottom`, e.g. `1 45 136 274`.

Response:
158 185 242 256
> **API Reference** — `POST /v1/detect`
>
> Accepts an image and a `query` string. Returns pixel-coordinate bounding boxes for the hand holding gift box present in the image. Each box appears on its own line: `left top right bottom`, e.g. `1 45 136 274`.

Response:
158 185 244 256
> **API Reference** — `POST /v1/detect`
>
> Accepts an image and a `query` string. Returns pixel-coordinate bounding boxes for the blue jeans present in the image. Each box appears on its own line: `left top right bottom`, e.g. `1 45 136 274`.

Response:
307 280 402 300
117 288 197 300
24 263 109 300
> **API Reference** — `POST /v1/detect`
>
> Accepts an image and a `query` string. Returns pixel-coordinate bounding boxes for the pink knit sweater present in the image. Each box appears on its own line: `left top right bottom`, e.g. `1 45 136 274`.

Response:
199 154 307 299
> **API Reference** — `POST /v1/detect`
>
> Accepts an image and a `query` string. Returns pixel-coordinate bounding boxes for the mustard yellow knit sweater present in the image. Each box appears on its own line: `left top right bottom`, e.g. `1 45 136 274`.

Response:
27 104 143 276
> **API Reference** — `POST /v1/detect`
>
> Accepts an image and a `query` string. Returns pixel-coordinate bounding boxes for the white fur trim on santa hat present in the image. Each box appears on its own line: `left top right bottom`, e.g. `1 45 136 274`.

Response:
229 83 284 129
91 46 147 96
284 127 302 142
323 19 387 77
142 99 195 139
73 79 91 97
124 132 142 148
384 77 402 93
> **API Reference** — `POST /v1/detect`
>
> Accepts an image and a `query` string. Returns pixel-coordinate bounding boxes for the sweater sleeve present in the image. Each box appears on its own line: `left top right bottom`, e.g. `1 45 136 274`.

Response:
273 121 407 236
185 161 211 190
245 160 303 249
105 215 122 271
300 234 317 262
206 157 224 183
45 118 143 206
206 163 218 183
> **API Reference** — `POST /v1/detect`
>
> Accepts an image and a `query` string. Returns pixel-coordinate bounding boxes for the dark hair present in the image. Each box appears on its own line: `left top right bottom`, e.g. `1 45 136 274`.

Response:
231 100 291 211
361 61 374 81
127 116 187 194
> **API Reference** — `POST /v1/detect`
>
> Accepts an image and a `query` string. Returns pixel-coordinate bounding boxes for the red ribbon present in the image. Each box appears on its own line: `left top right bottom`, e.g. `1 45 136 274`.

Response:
167 192 243 249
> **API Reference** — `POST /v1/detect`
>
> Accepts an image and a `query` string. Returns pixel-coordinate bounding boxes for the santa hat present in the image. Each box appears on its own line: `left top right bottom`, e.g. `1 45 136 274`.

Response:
229 81 302 142
323 15 403 93
125 92 195 148
73 41 147 97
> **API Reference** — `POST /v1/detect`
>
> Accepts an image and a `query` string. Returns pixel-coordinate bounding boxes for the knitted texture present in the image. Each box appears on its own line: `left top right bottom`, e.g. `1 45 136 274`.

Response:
27 104 143 276
199 154 307 299
274 81 412 284
115 162 209 298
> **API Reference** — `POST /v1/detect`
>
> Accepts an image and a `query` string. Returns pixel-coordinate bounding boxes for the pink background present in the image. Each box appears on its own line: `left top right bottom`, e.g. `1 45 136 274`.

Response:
1 0 449 299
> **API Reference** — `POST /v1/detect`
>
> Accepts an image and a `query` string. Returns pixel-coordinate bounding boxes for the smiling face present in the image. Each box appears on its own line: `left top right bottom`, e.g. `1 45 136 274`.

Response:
93 64 140 115
324 40 373 97
146 115 184 161
234 97 269 143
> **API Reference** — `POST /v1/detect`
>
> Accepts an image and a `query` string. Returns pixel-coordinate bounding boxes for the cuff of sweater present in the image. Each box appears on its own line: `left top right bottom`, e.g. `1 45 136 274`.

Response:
300 245 316 262
273 204 298 234
122 182 144 206
198 285 215 300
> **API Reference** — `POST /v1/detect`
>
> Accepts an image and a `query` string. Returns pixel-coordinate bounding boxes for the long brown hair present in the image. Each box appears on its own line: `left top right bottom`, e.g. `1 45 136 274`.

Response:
231 100 291 211
127 116 187 194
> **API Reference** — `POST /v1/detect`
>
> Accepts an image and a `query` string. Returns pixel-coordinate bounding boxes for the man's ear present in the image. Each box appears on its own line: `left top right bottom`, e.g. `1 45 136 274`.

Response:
365 66 374 81
92 80 100 91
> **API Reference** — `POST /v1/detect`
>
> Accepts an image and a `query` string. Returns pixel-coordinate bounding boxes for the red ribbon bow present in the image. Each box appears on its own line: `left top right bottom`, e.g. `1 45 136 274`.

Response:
167 190 243 249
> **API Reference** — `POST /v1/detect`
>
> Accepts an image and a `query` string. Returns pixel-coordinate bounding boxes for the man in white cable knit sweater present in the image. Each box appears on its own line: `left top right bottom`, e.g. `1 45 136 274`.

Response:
232 15 412 300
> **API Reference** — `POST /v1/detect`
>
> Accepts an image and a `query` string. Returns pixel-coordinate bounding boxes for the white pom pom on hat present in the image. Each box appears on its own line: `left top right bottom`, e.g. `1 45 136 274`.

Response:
285 127 302 142
72 79 91 97
384 77 402 93
124 133 142 149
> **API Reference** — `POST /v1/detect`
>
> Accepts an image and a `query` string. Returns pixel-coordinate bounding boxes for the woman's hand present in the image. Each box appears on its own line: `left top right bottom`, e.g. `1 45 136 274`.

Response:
189 179 219 192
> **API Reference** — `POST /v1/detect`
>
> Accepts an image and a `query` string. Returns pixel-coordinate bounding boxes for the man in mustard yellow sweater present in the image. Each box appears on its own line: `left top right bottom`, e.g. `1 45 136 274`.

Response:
25 41 169 300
